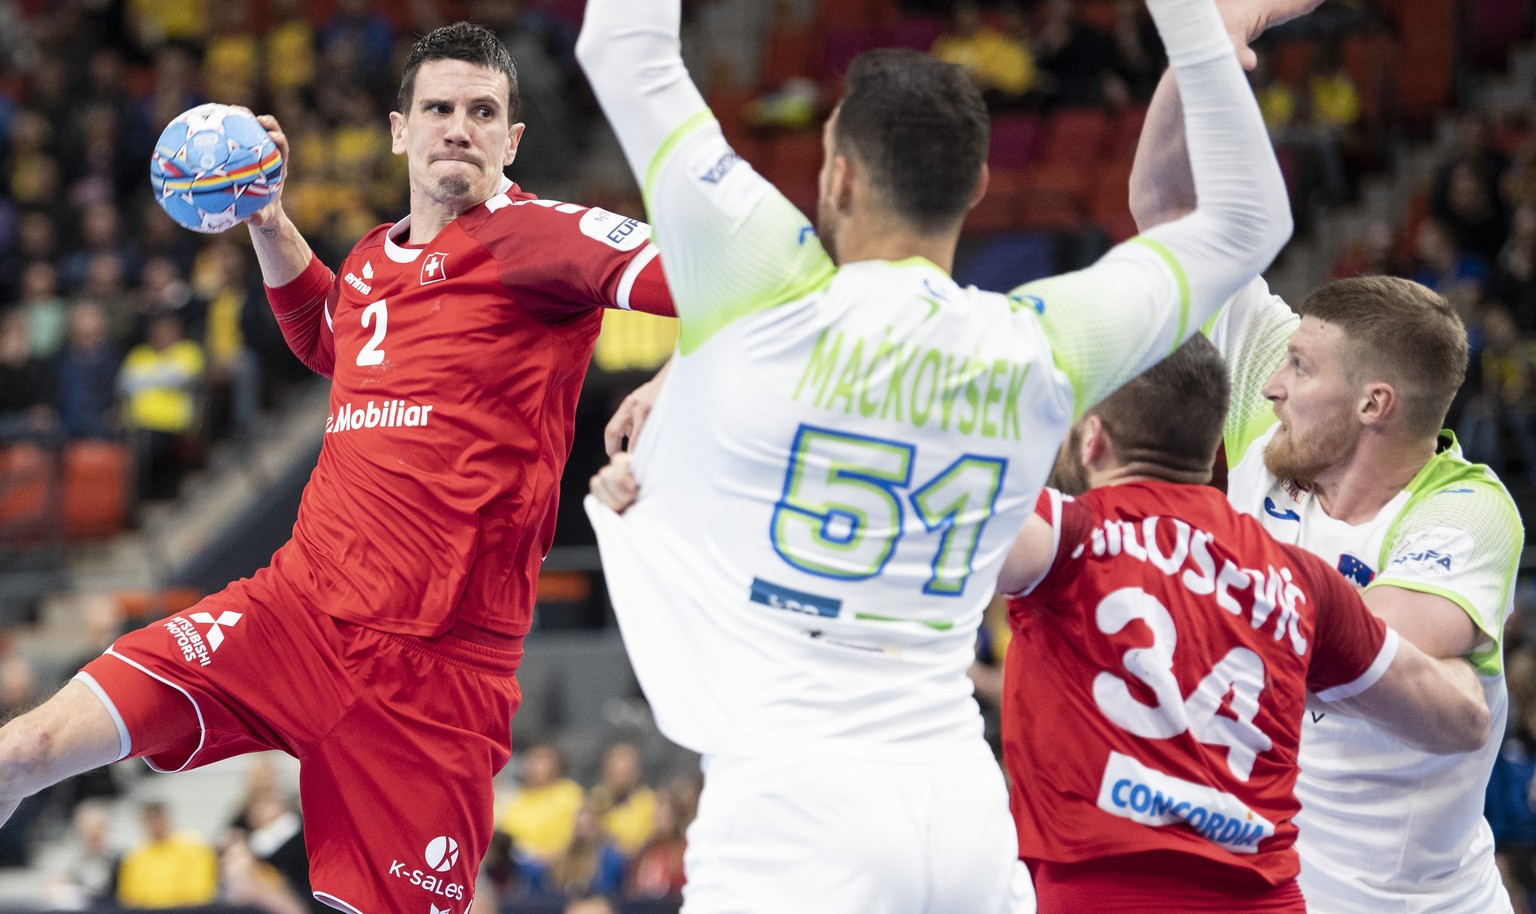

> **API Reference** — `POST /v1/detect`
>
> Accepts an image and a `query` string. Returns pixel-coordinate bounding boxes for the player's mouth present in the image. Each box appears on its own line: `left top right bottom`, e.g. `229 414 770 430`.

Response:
433 155 481 168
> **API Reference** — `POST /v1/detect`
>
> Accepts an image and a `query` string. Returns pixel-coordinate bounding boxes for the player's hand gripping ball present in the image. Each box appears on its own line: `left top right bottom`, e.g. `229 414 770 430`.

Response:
150 103 283 234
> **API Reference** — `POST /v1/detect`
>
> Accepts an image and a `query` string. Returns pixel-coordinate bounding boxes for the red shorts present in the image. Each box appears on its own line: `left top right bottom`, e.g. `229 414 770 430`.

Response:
75 556 522 914
1028 852 1306 914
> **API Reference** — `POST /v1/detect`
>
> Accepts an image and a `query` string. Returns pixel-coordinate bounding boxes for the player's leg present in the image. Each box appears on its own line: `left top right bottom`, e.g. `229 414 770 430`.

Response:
680 757 931 914
296 627 520 914
0 680 128 828
923 757 1020 914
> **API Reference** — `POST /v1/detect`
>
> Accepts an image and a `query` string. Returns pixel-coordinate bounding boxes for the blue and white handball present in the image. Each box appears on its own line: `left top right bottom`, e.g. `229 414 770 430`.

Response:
150 103 283 234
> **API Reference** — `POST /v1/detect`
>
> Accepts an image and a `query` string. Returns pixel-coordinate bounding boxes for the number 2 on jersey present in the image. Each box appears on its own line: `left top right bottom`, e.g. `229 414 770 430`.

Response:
769 425 1005 595
357 300 388 366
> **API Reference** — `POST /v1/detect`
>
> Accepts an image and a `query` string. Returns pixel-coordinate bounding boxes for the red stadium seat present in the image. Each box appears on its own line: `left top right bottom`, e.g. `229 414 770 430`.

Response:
1020 163 1091 233
1037 109 1113 164
62 441 129 540
1270 40 1314 87
0 444 56 539
1105 104 1149 164
821 26 887 80
988 114 1043 172
761 26 824 88
885 16 944 52
966 169 1031 235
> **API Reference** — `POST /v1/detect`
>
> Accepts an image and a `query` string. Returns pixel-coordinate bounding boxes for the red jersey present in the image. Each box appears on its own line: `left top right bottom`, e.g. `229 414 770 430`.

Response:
1003 482 1395 888
265 185 672 638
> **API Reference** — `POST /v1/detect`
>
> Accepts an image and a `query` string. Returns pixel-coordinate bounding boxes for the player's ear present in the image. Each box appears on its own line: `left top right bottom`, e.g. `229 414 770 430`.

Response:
1080 415 1108 469
827 153 854 211
389 111 408 155
504 123 525 167
968 163 989 214
1359 381 1396 426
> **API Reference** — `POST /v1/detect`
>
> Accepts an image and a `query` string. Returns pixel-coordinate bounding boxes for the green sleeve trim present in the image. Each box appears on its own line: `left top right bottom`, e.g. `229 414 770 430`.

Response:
677 258 837 355
1362 579 1506 676
1226 411 1278 470
644 109 716 206
1129 236 1190 352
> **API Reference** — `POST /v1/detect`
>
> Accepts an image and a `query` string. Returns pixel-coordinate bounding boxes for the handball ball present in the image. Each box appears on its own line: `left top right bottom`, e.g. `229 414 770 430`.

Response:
150 103 283 234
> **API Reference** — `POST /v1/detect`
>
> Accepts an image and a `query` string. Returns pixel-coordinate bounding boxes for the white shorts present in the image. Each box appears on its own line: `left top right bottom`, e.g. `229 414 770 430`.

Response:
682 752 1019 914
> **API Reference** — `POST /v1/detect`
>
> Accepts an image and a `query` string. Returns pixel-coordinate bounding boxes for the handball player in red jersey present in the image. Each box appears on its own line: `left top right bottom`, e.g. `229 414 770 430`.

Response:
995 337 1489 913
0 22 672 914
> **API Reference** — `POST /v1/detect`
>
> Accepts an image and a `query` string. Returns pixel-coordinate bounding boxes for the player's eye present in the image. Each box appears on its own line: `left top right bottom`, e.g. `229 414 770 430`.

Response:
475 106 494 118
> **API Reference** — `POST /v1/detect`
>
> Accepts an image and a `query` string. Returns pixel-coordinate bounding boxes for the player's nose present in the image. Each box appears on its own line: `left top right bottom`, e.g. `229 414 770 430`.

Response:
1262 367 1284 402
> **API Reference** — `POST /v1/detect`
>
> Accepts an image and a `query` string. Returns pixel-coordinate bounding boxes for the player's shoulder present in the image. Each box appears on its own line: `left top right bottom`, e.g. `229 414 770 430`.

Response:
1400 438 1521 525
468 187 654 255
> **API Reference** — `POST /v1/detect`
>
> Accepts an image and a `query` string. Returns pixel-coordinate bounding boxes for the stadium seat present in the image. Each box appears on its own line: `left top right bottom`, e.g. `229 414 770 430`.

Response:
1090 160 1136 223
1037 109 1113 165
885 16 944 52
62 441 129 540
966 169 1031 235
760 26 824 89
1105 104 1149 164
1020 163 1091 233
764 130 825 184
1271 40 1314 88
988 114 1043 172
821 26 887 80
0 444 57 541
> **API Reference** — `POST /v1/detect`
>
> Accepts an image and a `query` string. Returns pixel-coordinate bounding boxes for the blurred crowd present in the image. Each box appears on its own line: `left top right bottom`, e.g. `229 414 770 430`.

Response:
1329 110 1536 490
25 742 697 913
0 0 640 517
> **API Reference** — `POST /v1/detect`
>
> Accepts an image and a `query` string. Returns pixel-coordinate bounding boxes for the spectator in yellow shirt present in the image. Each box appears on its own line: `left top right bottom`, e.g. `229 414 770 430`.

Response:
931 2 1041 110
119 312 204 500
590 742 656 858
116 801 218 908
497 743 585 863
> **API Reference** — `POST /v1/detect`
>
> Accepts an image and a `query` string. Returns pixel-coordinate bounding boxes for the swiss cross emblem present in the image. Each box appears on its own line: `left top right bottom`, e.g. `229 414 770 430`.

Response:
421 251 449 285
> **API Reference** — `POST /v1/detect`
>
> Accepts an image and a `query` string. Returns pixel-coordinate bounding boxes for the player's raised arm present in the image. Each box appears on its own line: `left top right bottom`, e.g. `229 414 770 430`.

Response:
1015 0 1291 420
576 0 835 352
242 114 337 378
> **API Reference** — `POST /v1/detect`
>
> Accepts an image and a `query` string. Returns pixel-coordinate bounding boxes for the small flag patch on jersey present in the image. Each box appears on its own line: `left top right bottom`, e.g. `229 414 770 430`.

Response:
749 577 841 619
1337 554 1374 587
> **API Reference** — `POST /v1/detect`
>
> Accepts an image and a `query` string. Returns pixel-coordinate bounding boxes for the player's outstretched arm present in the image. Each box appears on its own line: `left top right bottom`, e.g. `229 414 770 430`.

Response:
574 1 705 200
1020 0 1291 418
243 114 337 378
1319 639 1490 754
576 1 834 350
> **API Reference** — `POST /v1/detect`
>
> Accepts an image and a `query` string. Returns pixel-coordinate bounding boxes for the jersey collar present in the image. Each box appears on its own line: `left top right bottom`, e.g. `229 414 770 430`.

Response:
384 176 517 263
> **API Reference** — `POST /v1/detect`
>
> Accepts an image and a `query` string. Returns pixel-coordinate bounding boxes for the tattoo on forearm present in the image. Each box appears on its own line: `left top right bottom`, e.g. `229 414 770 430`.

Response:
259 227 277 237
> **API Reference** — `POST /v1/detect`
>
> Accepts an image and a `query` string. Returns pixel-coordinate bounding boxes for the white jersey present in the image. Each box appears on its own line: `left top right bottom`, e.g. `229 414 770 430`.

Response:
585 120 1253 763
1212 278 1522 913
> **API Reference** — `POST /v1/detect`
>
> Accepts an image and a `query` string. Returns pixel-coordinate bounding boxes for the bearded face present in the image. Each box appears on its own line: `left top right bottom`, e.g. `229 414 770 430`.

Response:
1260 317 1365 486
1262 397 1360 486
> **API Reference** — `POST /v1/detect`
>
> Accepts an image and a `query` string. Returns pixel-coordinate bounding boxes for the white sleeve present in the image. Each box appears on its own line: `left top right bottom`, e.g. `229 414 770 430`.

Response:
1205 276 1297 466
576 0 836 354
1016 0 1291 416
575 0 705 189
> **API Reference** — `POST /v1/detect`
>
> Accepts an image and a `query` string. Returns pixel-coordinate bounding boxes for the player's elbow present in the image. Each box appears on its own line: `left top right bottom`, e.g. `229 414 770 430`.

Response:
1410 692 1490 754
1434 698 1491 754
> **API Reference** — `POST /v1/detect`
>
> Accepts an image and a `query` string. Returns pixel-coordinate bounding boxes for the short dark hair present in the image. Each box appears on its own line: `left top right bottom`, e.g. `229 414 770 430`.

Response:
834 49 989 234
397 21 520 121
1297 276 1467 437
1091 335 1230 475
